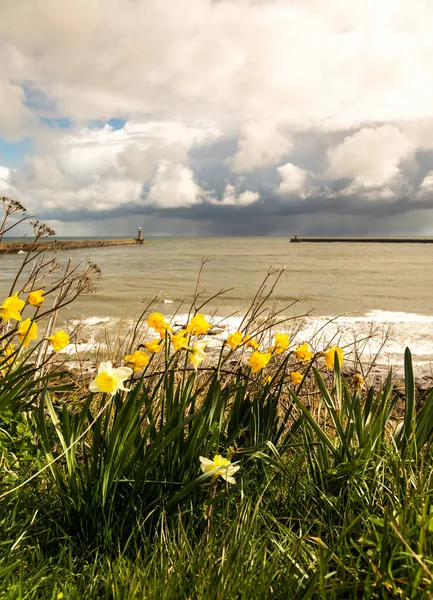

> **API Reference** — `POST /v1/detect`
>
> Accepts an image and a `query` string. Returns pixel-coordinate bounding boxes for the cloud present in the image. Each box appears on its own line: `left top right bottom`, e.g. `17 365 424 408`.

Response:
3 0 433 131
420 171 433 191
276 163 309 198
327 125 414 192
212 183 259 206
118 141 188 182
230 121 293 172
0 80 35 140
8 120 219 214
1 0 433 233
145 163 206 208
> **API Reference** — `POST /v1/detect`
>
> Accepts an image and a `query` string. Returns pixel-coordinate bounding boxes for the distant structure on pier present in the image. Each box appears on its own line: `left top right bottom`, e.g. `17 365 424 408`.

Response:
136 227 145 244
289 236 433 243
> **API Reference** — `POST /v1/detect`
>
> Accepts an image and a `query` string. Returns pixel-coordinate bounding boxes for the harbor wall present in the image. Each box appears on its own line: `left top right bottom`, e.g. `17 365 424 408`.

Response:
290 237 433 243
0 239 144 255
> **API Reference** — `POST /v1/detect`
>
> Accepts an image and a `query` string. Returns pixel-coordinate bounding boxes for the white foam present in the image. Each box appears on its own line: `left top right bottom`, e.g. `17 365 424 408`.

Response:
64 310 433 375
72 316 110 327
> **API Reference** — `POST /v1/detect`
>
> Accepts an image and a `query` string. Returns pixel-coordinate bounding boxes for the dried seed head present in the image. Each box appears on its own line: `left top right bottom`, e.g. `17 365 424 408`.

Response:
2 196 27 215
30 220 56 238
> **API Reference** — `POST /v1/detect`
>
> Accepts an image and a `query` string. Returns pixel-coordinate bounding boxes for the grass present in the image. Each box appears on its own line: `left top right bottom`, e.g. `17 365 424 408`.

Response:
2 349 433 599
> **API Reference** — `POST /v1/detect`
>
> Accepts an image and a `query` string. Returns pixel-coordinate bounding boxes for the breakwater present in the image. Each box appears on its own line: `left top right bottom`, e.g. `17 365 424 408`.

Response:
290 237 433 243
0 238 144 255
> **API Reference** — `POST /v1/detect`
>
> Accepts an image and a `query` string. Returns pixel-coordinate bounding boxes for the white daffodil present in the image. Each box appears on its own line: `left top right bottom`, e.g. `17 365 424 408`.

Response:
199 455 240 485
89 361 133 395
189 340 208 370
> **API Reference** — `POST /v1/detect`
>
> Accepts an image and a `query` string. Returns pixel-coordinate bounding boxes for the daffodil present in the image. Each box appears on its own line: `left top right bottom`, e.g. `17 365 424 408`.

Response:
199 454 240 485
124 350 150 372
290 371 303 385
48 330 70 352
243 334 259 349
269 333 289 355
147 312 165 330
186 313 211 336
17 318 38 347
89 361 133 395
189 340 208 369
145 339 163 354
353 372 365 391
28 289 45 307
248 350 272 373
324 346 344 370
226 331 243 350
1 343 16 371
0 293 25 322
147 312 172 336
171 329 189 352
295 342 313 362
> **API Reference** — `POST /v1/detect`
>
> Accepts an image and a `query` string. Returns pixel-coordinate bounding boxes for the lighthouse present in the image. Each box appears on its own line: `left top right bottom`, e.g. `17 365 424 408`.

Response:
136 227 144 244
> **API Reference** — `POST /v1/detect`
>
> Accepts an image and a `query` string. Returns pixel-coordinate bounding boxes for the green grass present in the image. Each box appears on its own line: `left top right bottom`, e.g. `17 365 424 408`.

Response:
1 350 433 599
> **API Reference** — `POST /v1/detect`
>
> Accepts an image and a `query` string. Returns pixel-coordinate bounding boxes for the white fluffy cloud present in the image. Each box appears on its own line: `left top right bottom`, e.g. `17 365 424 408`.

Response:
327 125 414 189
214 183 259 206
418 171 433 198
231 121 293 172
276 163 309 198
0 80 35 141
2 0 433 132
9 120 219 213
145 163 206 208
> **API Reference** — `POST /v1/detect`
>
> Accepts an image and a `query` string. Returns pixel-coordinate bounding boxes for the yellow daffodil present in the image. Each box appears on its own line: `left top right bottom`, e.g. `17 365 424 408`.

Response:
47 330 70 352
353 372 365 391
324 346 344 370
147 312 171 336
1 343 16 371
147 312 165 330
248 350 272 373
186 313 211 336
0 293 25 322
269 333 290 355
89 361 133 395
290 371 303 385
145 339 163 354
189 340 208 369
28 289 45 307
124 350 150 372
226 331 243 350
199 454 240 485
243 334 259 349
295 342 313 362
17 318 38 347
171 329 189 352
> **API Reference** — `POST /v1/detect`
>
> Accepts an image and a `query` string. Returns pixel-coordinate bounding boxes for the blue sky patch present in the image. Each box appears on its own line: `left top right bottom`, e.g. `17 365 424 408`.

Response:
0 138 32 169
40 117 73 129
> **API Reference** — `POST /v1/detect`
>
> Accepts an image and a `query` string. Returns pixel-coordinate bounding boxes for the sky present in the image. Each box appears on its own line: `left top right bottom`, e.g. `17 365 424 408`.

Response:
1 0 433 236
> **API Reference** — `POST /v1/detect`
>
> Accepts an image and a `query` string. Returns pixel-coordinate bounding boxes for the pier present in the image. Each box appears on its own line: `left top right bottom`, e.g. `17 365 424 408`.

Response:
290 236 433 243
0 237 146 255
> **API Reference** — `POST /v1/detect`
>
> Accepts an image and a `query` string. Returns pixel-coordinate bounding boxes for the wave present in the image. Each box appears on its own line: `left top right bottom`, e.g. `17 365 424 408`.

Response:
63 310 433 375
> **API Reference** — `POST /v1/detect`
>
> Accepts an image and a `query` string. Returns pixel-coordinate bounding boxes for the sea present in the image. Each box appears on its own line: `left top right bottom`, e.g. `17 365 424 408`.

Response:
1 237 433 380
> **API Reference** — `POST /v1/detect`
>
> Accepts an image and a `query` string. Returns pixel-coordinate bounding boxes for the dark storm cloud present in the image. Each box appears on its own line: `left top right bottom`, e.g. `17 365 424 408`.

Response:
36 185 433 238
